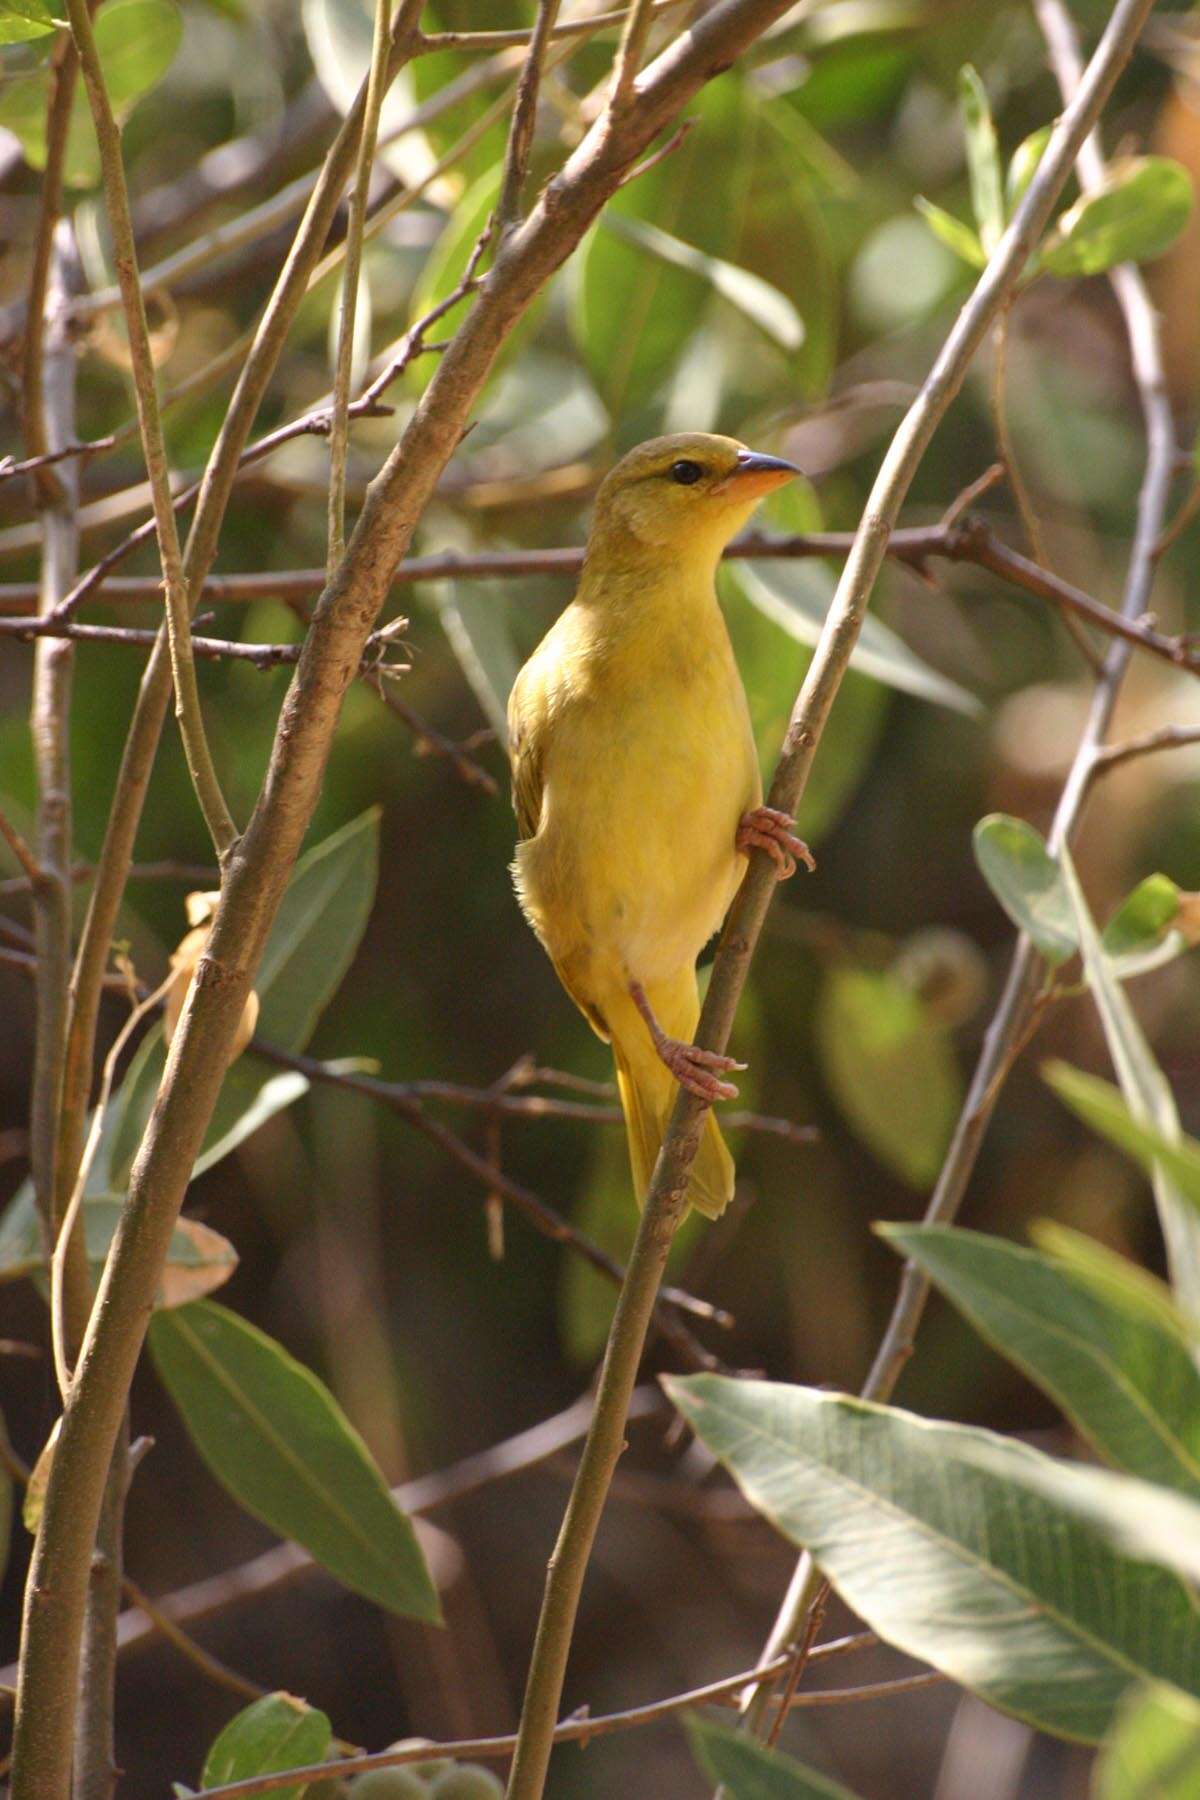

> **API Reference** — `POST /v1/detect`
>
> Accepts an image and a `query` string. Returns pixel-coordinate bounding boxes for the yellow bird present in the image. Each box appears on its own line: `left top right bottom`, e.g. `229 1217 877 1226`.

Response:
508 434 810 1220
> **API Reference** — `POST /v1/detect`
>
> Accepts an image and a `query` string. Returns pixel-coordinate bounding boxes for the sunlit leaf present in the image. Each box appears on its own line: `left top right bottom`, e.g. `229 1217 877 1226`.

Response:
301 0 434 188
149 1301 440 1621
1059 851 1200 1321
1044 1064 1200 1230
1094 1682 1200 1800
1041 158 1194 278
1007 125 1052 213
687 1718 863 1799
665 1375 1200 1743
0 0 60 45
409 165 499 349
914 197 985 268
958 66 1004 255
882 1223 1200 1495
201 1693 331 1800
972 814 1077 965
1102 873 1187 979
816 965 959 1188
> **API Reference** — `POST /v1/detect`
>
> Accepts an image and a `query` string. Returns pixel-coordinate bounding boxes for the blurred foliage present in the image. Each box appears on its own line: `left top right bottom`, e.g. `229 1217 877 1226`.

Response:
3 0 1200 1795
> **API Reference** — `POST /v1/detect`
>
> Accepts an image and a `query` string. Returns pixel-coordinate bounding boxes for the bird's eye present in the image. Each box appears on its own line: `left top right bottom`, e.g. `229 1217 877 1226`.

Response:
669 459 704 486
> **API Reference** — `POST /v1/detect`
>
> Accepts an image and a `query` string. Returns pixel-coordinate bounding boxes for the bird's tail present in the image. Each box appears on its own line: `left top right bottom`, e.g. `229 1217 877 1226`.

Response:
605 971 735 1221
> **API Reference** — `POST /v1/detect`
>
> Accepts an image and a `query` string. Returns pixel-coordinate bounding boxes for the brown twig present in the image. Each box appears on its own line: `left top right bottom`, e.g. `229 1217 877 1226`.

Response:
418 0 689 54
0 806 42 887
496 0 563 237
1086 723 1200 784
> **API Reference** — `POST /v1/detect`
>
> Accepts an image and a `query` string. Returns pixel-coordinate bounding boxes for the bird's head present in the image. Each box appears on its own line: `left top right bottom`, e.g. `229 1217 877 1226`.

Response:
588 433 800 562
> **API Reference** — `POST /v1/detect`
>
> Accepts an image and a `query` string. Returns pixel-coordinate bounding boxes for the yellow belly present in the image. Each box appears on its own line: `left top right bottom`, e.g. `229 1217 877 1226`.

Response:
514 611 760 1005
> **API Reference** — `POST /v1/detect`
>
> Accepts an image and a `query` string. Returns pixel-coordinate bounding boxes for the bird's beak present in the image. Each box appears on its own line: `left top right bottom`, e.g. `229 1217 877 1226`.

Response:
728 448 801 493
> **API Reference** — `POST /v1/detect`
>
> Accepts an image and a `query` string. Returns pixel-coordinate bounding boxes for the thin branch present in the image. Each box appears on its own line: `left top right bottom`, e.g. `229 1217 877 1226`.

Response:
738 0 1177 1743
19 32 78 507
506 7 1159 1793
496 0 563 237
363 668 500 794
173 1643 930 1800
65 0 238 861
418 0 688 54
115 1576 267 1708
328 0 395 572
609 0 658 110
1086 723 1200 784
0 806 42 887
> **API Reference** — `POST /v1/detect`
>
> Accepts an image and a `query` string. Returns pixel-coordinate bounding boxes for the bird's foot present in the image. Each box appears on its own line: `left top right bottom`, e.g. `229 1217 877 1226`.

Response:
656 1035 746 1103
736 806 815 880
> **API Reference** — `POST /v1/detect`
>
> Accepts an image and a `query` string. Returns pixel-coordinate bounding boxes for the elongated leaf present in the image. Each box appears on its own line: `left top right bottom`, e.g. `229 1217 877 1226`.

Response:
816 966 960 1189
201 1693 331 1800
973 814 1077 964
602 215 805 355
735 562 979 715
665 1376 1200 1742
881 1224 1200 1496
434 580 521 737
914 197 985 268
1094 1682 1200 1800
687 1718 862 1799
87 1200 239 1308
959 66 1004 255
1044 1064 1200 1226
1007 126 1052 213
1060 851 1200 1320
149 1301 440 1621
1042 158 1193 278
110 810 378 1189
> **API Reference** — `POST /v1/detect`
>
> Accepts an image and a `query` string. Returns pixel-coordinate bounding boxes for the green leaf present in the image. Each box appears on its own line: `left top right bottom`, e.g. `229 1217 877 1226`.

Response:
409 165 499 348
0 0 60 44
109 809 379 1189
1094 1682 1200 1800
0 0 181 184
1102 874 1185 978
972 814 1077 965
433 580 521 738
914 197 985 269
1041 158 1194 278
602 215 805 356
665 1375 1200 1743
734 561 980 715
149 1301 440 1622
958 66 1004 255
1059 850 1200 1321
687 1718 863 1799
1044 1064 1200 1232
201 1693 331 1800
1007 125 1053 213
881 1223 1200 1496
815 966 960 1188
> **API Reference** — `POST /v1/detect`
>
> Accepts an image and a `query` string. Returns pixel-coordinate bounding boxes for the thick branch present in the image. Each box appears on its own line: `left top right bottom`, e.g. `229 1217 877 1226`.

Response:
9 5 800 1794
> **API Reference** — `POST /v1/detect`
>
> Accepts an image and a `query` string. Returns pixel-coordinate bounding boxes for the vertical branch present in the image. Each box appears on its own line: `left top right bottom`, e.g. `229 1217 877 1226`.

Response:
72 1419 129 1800
65 0 237 862
27 222 92 1340
495 0 563 238
327 0 395 572
501 4 1158 1795
735 0 1177 1741
609 0 656 112
20 32 78 507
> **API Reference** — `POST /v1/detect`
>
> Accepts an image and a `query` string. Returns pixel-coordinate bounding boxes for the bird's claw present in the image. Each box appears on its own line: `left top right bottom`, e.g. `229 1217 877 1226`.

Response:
656 1036 746 1103
737 806 815 880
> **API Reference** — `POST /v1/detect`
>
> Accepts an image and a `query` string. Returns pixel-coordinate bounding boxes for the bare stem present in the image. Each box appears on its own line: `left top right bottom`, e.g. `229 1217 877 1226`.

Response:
65 0 237 863
496 0 563 237
328 0 395 572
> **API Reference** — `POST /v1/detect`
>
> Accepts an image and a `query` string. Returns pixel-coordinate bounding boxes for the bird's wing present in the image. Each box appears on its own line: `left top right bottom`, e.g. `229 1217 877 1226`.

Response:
507 659 547 841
